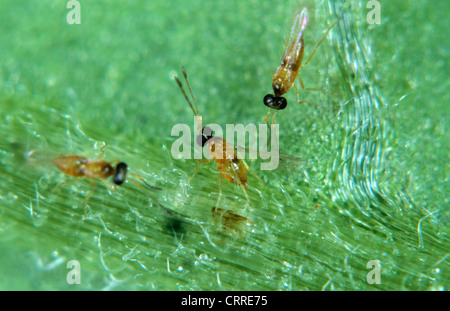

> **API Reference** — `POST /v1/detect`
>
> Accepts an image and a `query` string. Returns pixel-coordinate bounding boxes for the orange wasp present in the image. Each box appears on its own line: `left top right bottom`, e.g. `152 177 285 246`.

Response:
263 8 336 123
51 153 128 209
52 155 128 185
52 154 160 189
173 66 256 206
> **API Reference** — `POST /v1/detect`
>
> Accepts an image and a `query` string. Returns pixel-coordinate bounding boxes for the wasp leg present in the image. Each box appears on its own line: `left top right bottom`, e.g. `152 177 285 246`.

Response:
242 160 264 184
216 175 223 208
271 111 279 125
190 159 212 181
100 179 116 193
97 143 107 159
50 177 82 194
264 108 271 123
294 82 325 105
83 178 97 218
298 74 330 94
299 20 338 70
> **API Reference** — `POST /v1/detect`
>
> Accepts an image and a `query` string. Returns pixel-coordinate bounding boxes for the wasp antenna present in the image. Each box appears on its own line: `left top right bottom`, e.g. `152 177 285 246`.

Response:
173 71 198 116
180 65 188 79
180 65 199 116
173 73 183 88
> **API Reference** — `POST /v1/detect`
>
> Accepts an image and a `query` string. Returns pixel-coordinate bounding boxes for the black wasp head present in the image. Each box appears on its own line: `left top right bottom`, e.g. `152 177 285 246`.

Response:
196 126 214 147
276 96 287 110
263 94 287 110
113 162 128 185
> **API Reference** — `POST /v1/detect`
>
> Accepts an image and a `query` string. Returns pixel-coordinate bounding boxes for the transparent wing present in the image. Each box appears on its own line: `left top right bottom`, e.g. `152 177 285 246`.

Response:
283 8 309 59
